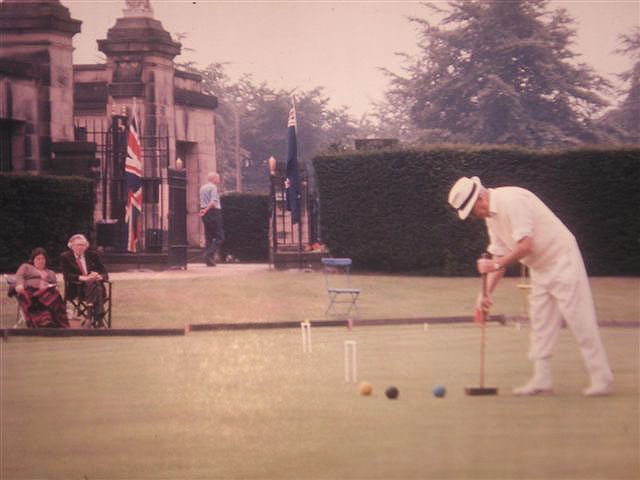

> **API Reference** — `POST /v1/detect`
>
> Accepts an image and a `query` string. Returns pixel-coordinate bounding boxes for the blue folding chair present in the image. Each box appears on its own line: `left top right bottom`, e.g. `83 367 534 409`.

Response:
321 258 361 319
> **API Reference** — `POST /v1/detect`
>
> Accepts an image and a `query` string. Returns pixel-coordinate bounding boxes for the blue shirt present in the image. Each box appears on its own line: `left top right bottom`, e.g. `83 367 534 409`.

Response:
199 182 220 209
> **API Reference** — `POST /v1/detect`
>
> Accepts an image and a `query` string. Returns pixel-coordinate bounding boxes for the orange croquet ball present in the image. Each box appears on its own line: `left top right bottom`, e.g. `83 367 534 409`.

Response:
359 381 373 396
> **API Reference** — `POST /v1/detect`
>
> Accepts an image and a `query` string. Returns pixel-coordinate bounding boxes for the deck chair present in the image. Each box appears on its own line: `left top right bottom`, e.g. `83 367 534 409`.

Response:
321 258 361 319
4 275 27 328
64 279 112 328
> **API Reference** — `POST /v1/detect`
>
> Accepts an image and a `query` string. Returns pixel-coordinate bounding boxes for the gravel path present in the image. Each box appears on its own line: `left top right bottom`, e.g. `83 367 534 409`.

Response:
108 263 271 280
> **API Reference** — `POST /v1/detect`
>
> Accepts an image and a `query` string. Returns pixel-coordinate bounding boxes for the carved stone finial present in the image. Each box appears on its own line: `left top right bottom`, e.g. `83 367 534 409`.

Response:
123 0 154 18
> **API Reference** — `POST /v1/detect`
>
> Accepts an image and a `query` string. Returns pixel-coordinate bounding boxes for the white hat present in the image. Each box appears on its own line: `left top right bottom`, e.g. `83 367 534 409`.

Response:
448 176 482 220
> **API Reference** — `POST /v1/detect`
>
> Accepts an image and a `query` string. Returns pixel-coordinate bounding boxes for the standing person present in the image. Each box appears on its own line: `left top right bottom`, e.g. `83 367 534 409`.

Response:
199 172 225 266
448 176 613 396
13 247 69 328
60 234 109 327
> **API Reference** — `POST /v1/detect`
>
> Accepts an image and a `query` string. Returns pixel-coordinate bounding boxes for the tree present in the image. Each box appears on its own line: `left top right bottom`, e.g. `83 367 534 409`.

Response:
176 62 244 192
239 86 360 192
600 27 640 143
195 65 360 193
381 0 613 148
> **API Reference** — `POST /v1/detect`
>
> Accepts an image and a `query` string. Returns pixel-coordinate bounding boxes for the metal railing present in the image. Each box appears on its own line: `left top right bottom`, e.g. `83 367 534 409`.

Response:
269 172 319 267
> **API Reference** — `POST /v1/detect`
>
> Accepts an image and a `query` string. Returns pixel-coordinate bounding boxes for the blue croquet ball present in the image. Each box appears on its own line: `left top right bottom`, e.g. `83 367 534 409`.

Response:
385 386 399 399
433 385 446 398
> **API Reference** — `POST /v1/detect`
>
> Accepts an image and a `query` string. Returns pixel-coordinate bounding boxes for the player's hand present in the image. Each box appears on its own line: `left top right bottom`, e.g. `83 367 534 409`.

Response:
476 292 492 313
477 258 495 274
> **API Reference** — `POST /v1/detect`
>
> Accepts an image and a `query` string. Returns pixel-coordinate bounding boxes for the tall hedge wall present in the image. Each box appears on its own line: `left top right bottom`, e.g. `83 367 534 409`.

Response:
220 193 270 262
312 146 640 275
0 173 94 273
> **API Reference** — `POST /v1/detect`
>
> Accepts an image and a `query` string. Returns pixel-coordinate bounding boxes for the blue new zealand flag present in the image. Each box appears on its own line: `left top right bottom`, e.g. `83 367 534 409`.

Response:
286 102 301 224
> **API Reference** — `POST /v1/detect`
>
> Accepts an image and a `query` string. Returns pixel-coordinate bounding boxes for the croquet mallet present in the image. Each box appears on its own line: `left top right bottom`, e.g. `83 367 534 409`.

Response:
465 253 499 396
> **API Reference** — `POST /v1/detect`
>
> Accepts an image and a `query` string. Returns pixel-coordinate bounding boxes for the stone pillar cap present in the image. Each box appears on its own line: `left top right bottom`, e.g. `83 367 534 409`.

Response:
0 0 81 36
123 0 154 19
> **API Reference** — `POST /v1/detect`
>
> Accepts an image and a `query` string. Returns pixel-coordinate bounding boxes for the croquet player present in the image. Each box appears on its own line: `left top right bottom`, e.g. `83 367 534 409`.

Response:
448 176 613 396
198 172 225 266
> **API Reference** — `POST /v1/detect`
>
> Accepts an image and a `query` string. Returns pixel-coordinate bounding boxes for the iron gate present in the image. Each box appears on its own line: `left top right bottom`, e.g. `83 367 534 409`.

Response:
269 171 319 266
168 168 187 268
75 114 174 254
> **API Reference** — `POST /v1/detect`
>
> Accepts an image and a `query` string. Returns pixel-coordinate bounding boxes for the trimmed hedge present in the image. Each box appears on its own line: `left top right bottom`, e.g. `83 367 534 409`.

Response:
312 145 640 275
220 193 270 262
0 173 94 273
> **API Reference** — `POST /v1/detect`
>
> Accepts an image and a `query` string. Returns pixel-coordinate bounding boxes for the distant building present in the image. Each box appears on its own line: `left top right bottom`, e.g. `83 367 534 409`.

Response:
0 0 218 266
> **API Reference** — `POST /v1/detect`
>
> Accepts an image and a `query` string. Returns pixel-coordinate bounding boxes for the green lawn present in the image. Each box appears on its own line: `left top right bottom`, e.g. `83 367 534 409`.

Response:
1 270 638 478
1 325 638 479
2 270 637 328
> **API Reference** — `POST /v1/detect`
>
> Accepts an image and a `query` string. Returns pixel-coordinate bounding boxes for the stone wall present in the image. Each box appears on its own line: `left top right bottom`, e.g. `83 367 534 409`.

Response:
0 68 39 170
0 0 81 171
1 0 219 253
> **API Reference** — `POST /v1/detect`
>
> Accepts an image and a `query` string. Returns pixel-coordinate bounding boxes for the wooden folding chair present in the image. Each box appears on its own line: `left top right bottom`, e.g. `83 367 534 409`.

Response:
321 258 361 319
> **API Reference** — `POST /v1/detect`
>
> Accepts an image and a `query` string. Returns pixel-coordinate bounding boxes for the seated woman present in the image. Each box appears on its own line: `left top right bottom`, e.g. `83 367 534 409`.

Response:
12 247 70 328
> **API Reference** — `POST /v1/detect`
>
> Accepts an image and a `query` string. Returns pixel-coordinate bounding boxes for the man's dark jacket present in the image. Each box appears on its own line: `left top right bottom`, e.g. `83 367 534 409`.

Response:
60 250 109 301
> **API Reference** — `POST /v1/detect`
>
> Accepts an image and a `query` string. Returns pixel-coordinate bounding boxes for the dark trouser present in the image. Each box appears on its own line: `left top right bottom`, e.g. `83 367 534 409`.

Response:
82 280 105 323
202 208 224 262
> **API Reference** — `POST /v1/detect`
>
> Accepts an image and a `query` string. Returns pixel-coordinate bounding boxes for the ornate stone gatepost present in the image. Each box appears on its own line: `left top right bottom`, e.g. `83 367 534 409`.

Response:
0 0 83 172
97 1 181 254
123 0 154 18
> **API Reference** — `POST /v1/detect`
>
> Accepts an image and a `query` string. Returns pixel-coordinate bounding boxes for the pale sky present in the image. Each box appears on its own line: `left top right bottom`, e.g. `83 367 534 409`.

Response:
65 1 639 117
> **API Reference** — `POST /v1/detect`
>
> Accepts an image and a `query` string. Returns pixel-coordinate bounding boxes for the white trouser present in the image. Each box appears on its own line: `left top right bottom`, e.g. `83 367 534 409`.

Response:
528 246 613 386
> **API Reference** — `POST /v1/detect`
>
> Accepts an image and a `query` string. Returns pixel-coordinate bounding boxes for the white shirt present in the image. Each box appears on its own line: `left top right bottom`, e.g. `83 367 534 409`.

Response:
76 255 88 275
485 187 576 272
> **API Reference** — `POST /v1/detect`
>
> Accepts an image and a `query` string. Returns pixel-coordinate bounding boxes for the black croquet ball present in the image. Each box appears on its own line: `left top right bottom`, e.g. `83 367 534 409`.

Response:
385 386 399 399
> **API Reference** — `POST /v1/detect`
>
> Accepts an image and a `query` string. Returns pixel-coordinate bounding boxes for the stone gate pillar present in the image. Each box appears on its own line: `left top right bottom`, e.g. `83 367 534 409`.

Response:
97 1 181 251
0 0 81 171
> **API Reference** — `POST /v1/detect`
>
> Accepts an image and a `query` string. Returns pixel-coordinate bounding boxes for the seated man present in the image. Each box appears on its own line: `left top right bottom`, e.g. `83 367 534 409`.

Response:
60 233 109 327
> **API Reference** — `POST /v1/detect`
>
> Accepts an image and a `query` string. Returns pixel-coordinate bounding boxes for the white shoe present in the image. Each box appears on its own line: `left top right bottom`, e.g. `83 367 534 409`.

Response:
583 380 612 396
513 378 553 396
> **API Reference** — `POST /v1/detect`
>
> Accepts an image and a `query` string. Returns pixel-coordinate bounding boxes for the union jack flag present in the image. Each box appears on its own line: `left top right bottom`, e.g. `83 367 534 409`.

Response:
124 103 143 252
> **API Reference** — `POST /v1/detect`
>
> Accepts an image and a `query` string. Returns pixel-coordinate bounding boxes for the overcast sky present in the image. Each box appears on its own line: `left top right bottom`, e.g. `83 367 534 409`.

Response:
65 1 639 117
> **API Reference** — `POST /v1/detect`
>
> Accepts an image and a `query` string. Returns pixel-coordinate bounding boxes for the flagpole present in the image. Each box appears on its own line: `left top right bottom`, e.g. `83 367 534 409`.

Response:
134 97 141 273
291 96 302 269
124 98 145 271
286 95 303 270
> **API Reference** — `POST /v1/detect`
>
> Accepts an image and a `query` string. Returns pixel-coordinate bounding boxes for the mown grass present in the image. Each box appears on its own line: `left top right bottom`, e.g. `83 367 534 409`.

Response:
1 325 638 479
1 269 638 478
2 270 637 328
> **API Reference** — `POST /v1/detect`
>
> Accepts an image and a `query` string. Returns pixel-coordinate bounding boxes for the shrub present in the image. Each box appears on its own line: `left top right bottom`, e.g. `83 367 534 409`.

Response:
0 173 94 273
312 145 640 275
220 193 270 261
